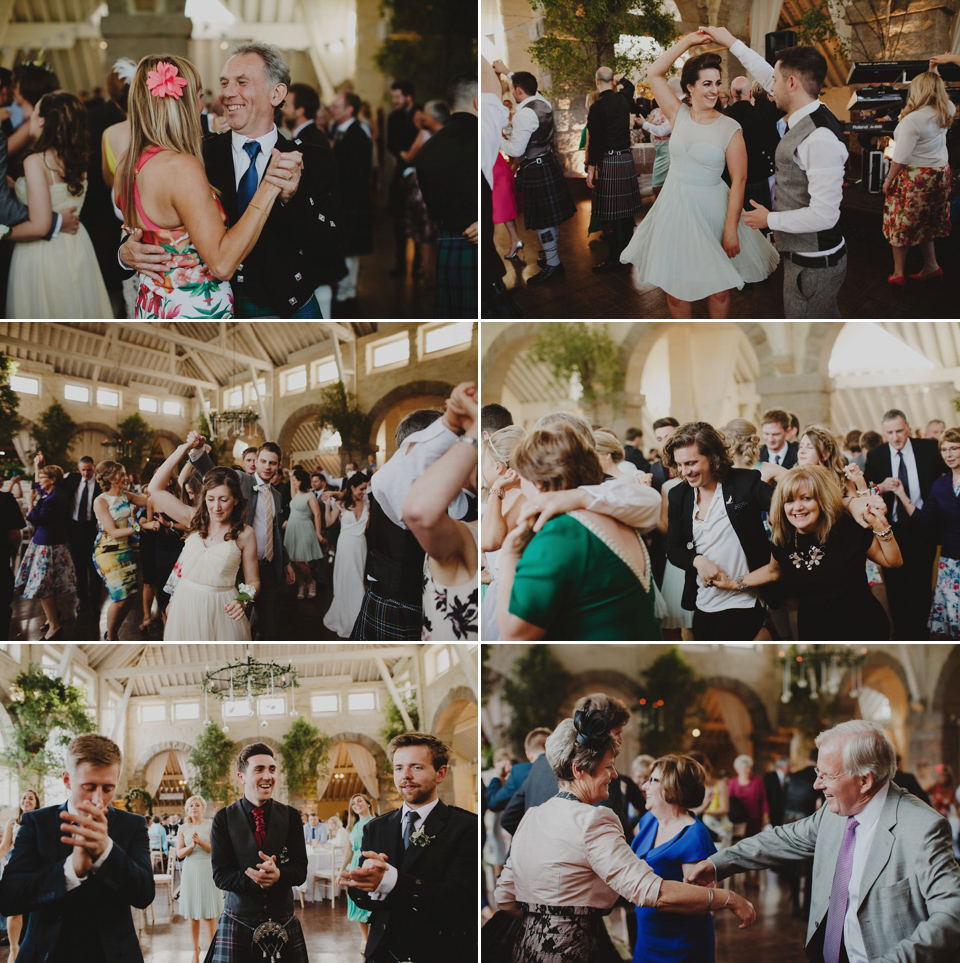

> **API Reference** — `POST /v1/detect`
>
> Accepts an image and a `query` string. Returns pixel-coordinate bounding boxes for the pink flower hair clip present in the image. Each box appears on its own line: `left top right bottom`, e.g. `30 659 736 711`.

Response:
147 61 188 99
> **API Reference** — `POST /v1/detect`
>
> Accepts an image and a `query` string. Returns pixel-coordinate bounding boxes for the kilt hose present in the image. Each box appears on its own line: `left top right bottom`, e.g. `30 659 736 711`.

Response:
205 911 309 963
593 150 643 221
350 586 421 640
520 152 576 230
435 230 478 319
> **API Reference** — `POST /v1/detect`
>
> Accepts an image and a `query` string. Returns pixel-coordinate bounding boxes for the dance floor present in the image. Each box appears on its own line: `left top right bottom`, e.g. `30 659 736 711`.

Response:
9 557 348 642
497 178 958 320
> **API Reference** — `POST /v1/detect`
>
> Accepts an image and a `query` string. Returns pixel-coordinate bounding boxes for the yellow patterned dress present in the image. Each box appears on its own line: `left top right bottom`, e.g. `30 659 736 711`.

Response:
92 493 138 602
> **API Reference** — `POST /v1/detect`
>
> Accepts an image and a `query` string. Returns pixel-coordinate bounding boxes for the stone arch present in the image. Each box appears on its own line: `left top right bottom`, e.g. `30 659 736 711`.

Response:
931 646 960 715
367 381 455 447
737 323 777 377
151 428 184 447
131 740 197 787
73 421 122 440
805 321 846 377
277 404 326 460
430 685 477 737
480 322 552 401
325 730 393 810
430 687 478 810
701 675 771 739
932 646 960 779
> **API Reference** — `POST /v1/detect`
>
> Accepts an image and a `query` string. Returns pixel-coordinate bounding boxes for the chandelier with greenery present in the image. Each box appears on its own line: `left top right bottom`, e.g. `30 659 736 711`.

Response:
778 644 866 703
201 646 298 704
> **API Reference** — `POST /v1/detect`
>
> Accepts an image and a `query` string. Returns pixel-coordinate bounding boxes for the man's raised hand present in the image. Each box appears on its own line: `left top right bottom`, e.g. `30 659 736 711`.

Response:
339 850 389 891
699 25 736 48
684 858 717 886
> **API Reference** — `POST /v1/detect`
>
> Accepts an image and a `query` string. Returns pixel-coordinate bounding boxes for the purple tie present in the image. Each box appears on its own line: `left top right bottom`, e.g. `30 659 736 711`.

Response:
823 816 858 963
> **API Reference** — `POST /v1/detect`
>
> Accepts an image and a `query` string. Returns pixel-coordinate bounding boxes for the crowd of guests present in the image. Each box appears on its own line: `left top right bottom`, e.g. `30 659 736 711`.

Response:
482 694 960 963
483 27 958 321
0 42 478 320
480 401 957 641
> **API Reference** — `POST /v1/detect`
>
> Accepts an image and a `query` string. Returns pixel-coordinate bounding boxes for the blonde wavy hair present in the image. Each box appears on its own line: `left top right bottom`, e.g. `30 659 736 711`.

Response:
770 464 844 547
721 419 761 466
116 54 208 231
483 425 526 469
593 429 625 463
901 71 955 128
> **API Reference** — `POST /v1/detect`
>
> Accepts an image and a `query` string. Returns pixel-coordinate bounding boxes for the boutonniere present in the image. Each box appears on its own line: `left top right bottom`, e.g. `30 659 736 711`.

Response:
726 496 732 505
410 827 434 848
277 846 290 865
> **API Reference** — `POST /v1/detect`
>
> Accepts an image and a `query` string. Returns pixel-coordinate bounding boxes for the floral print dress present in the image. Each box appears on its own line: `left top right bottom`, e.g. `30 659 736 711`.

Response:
421 523 478 640
121 146 234 319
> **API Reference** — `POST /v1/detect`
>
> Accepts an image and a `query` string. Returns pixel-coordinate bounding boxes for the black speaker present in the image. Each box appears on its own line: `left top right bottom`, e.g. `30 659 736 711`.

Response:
862 150 886 193
765 31 798 67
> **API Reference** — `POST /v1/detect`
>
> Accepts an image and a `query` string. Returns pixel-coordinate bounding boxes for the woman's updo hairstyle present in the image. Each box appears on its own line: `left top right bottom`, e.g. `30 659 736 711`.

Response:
594 429 625 463
545 717 619 782
680 52 722 105
95 460 125 491
721 418 762 465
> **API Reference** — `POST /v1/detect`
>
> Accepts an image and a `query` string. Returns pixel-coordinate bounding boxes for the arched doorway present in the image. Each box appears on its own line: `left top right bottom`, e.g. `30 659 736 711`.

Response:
317 733 391 820
433 688 479 811
133 743 195 814
369 386 451 462
933 646 960 781
694 678 772 775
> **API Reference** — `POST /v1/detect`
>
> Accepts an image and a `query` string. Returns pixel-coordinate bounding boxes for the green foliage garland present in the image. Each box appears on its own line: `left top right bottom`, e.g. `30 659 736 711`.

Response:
124 786 155 816
116 412 153 476
0 353 22 446
189 722 236 810
0 663 96 788
278 716 332 803
503 647 571 758
30 400 78 471
314 381 373 467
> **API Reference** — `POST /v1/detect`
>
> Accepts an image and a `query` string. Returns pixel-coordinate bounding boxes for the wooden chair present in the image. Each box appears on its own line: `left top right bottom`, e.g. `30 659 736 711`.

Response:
153 873 174 915
312 846 347 904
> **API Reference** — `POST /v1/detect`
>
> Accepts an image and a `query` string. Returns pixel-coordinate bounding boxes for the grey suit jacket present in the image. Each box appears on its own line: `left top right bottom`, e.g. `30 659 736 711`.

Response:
192 451 290 580
0 132 28 227
712 783 960 963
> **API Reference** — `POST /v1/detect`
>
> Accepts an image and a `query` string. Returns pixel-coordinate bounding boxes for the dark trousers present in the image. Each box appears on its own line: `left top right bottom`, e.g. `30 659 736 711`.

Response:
68 519 100 604
0 560 12 640
155 534 184 614
251 559 281 640
692 601 766 641
884 522 937 640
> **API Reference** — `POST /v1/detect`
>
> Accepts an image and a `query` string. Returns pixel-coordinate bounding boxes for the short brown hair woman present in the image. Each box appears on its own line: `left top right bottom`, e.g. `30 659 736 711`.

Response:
711 464 901 640
497 422 660 640
495 716 755 962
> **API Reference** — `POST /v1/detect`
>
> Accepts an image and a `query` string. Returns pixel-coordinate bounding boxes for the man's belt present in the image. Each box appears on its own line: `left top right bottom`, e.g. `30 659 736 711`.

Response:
605 148 632 155
784 244 846 268
523 146 553 162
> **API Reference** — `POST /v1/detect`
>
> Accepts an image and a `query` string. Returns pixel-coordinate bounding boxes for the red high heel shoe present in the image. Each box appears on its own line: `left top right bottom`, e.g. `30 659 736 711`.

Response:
908 267 943 282
887 275 906 287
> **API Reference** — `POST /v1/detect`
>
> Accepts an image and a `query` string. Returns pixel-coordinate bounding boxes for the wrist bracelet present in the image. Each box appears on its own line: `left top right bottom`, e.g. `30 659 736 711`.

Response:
722 889 731 908
735 574 746 592
491 488 506 500
247 202 269 218
707 888 714 909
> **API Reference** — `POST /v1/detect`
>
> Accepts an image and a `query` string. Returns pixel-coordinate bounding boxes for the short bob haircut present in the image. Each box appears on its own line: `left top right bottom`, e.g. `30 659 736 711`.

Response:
939 427 960 451
815 719 896 785
545 718 619 782
732 754 754 772
512 422 603 492
663 422 734 483
652 754 707 809
770 464 843 547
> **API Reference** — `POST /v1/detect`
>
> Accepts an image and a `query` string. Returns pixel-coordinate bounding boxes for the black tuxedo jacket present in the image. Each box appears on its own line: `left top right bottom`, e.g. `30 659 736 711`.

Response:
0 803 154 963
332 122 373 255
763 770 787 826
624 445 650 473
865 439 946 521
759 441 798 468
202 129 346 313
292 121 331 150
666 467 776 611
348 801 476 963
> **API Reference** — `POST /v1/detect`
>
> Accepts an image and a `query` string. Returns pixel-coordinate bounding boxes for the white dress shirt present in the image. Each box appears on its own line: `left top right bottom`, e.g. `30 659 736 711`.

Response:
843 782 890 963
251 473 274 560
891 439 922 522
63 801 114 891
766 443 788 466
500 93 551 158
731 40 847 255
692 483 754 612
368 797 441 900
230 126 279 190
481 93 509 188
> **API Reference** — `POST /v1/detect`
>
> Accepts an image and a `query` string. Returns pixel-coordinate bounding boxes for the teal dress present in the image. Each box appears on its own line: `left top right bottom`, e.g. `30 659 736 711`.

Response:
508 513 661 640
346 815 373 923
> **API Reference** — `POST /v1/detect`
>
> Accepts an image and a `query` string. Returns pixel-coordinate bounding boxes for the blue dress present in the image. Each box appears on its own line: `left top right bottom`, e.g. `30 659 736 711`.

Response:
630 811 716 962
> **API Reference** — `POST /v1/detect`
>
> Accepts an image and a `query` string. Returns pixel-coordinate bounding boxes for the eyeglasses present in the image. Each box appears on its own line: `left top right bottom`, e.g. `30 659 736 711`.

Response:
941 447 960 456
813 767 846 782
646 776 661 784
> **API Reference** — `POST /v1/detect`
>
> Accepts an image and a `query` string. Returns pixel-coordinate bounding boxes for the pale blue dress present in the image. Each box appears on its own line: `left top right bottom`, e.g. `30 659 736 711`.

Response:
620 104 779 301
177 820 223 920
283 493 324 562
346 815 373 923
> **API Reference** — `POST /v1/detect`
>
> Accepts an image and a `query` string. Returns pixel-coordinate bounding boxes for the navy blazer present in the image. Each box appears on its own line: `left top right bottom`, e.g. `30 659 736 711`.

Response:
348 801 476 963
0 802 154 963
758 441 798 469
908 472 960 558
486 762 532 812
665 468 776 612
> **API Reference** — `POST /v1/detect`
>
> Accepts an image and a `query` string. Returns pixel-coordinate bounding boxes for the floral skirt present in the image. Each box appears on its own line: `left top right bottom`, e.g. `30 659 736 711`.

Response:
882 165 951 247
929 556 960 639
15 541 77 599
513 903 621 963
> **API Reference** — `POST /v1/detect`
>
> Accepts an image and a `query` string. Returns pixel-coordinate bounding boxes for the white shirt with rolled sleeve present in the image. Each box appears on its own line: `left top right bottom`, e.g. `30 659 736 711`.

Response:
500 93 551 159
366 797 441 900
731 39 847 256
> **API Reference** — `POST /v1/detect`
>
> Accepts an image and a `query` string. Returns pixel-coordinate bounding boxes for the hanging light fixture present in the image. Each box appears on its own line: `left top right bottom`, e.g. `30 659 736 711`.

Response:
201 645 298 704
778 645 867 703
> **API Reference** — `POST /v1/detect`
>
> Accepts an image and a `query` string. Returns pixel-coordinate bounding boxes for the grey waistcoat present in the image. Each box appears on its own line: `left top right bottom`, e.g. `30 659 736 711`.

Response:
774 109 844 253
522 99 555 160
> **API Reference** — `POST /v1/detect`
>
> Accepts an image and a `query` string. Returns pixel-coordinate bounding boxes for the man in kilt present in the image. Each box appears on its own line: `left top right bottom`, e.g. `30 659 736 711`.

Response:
586 67 644 271
493 60 575 284
207 744 308 963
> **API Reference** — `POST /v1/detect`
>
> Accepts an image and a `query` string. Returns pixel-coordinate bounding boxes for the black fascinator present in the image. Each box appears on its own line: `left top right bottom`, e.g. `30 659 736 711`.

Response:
573 702 610 748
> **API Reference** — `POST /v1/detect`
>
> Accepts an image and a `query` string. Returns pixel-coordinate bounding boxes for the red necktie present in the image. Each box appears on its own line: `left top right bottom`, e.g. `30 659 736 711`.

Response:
252 806 266 849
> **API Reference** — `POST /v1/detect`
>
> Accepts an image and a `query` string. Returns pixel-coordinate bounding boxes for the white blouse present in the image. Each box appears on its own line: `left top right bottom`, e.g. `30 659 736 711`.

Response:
892 104 955 168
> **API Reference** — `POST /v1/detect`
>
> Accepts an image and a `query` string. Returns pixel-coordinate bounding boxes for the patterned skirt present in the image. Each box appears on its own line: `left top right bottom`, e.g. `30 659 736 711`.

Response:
15 541 76 599
93 541 138 602
593 151 643 221
929 555 960 639
513 903 621 963
882 165 951 247
520 153 577 230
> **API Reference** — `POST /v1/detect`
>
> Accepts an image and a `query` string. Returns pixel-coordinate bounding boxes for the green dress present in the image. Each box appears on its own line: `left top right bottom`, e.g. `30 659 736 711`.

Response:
508 513 661 640
346 815 373 922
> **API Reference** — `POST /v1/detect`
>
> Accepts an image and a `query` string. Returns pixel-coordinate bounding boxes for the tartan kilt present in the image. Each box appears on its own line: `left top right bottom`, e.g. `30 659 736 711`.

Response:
593 151 644 221
435 231 478 319
350 587 422 640
205 912 309 963
520 152 576 230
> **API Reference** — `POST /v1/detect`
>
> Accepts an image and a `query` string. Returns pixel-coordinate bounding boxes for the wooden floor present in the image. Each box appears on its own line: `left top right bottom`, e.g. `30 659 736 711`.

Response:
9 556 347 642
495 178 959 320
0 892 367 963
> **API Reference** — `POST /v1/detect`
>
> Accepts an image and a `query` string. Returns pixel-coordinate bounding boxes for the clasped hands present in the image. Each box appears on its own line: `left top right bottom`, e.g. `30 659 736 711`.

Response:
442 382 479 437
60 799 110 878
693 555 741 591
338 850 390 891
245 849 281 889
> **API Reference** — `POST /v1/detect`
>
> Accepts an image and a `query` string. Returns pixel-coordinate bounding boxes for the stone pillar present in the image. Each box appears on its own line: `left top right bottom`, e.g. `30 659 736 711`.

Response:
908 708 944 775
756 373 834 429
101 1 192 62
354 0 385 106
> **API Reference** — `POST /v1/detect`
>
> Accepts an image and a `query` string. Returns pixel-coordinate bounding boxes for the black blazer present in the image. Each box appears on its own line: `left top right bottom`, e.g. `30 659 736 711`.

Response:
348 801 476 963
758 441 798 468
0 131 27 227
0 803 154 963
332 122 374 255
292 121 331 150
665 468 776 611
202 129 346 313
763 770 787 826
865 439 947 520
62 472 101 521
